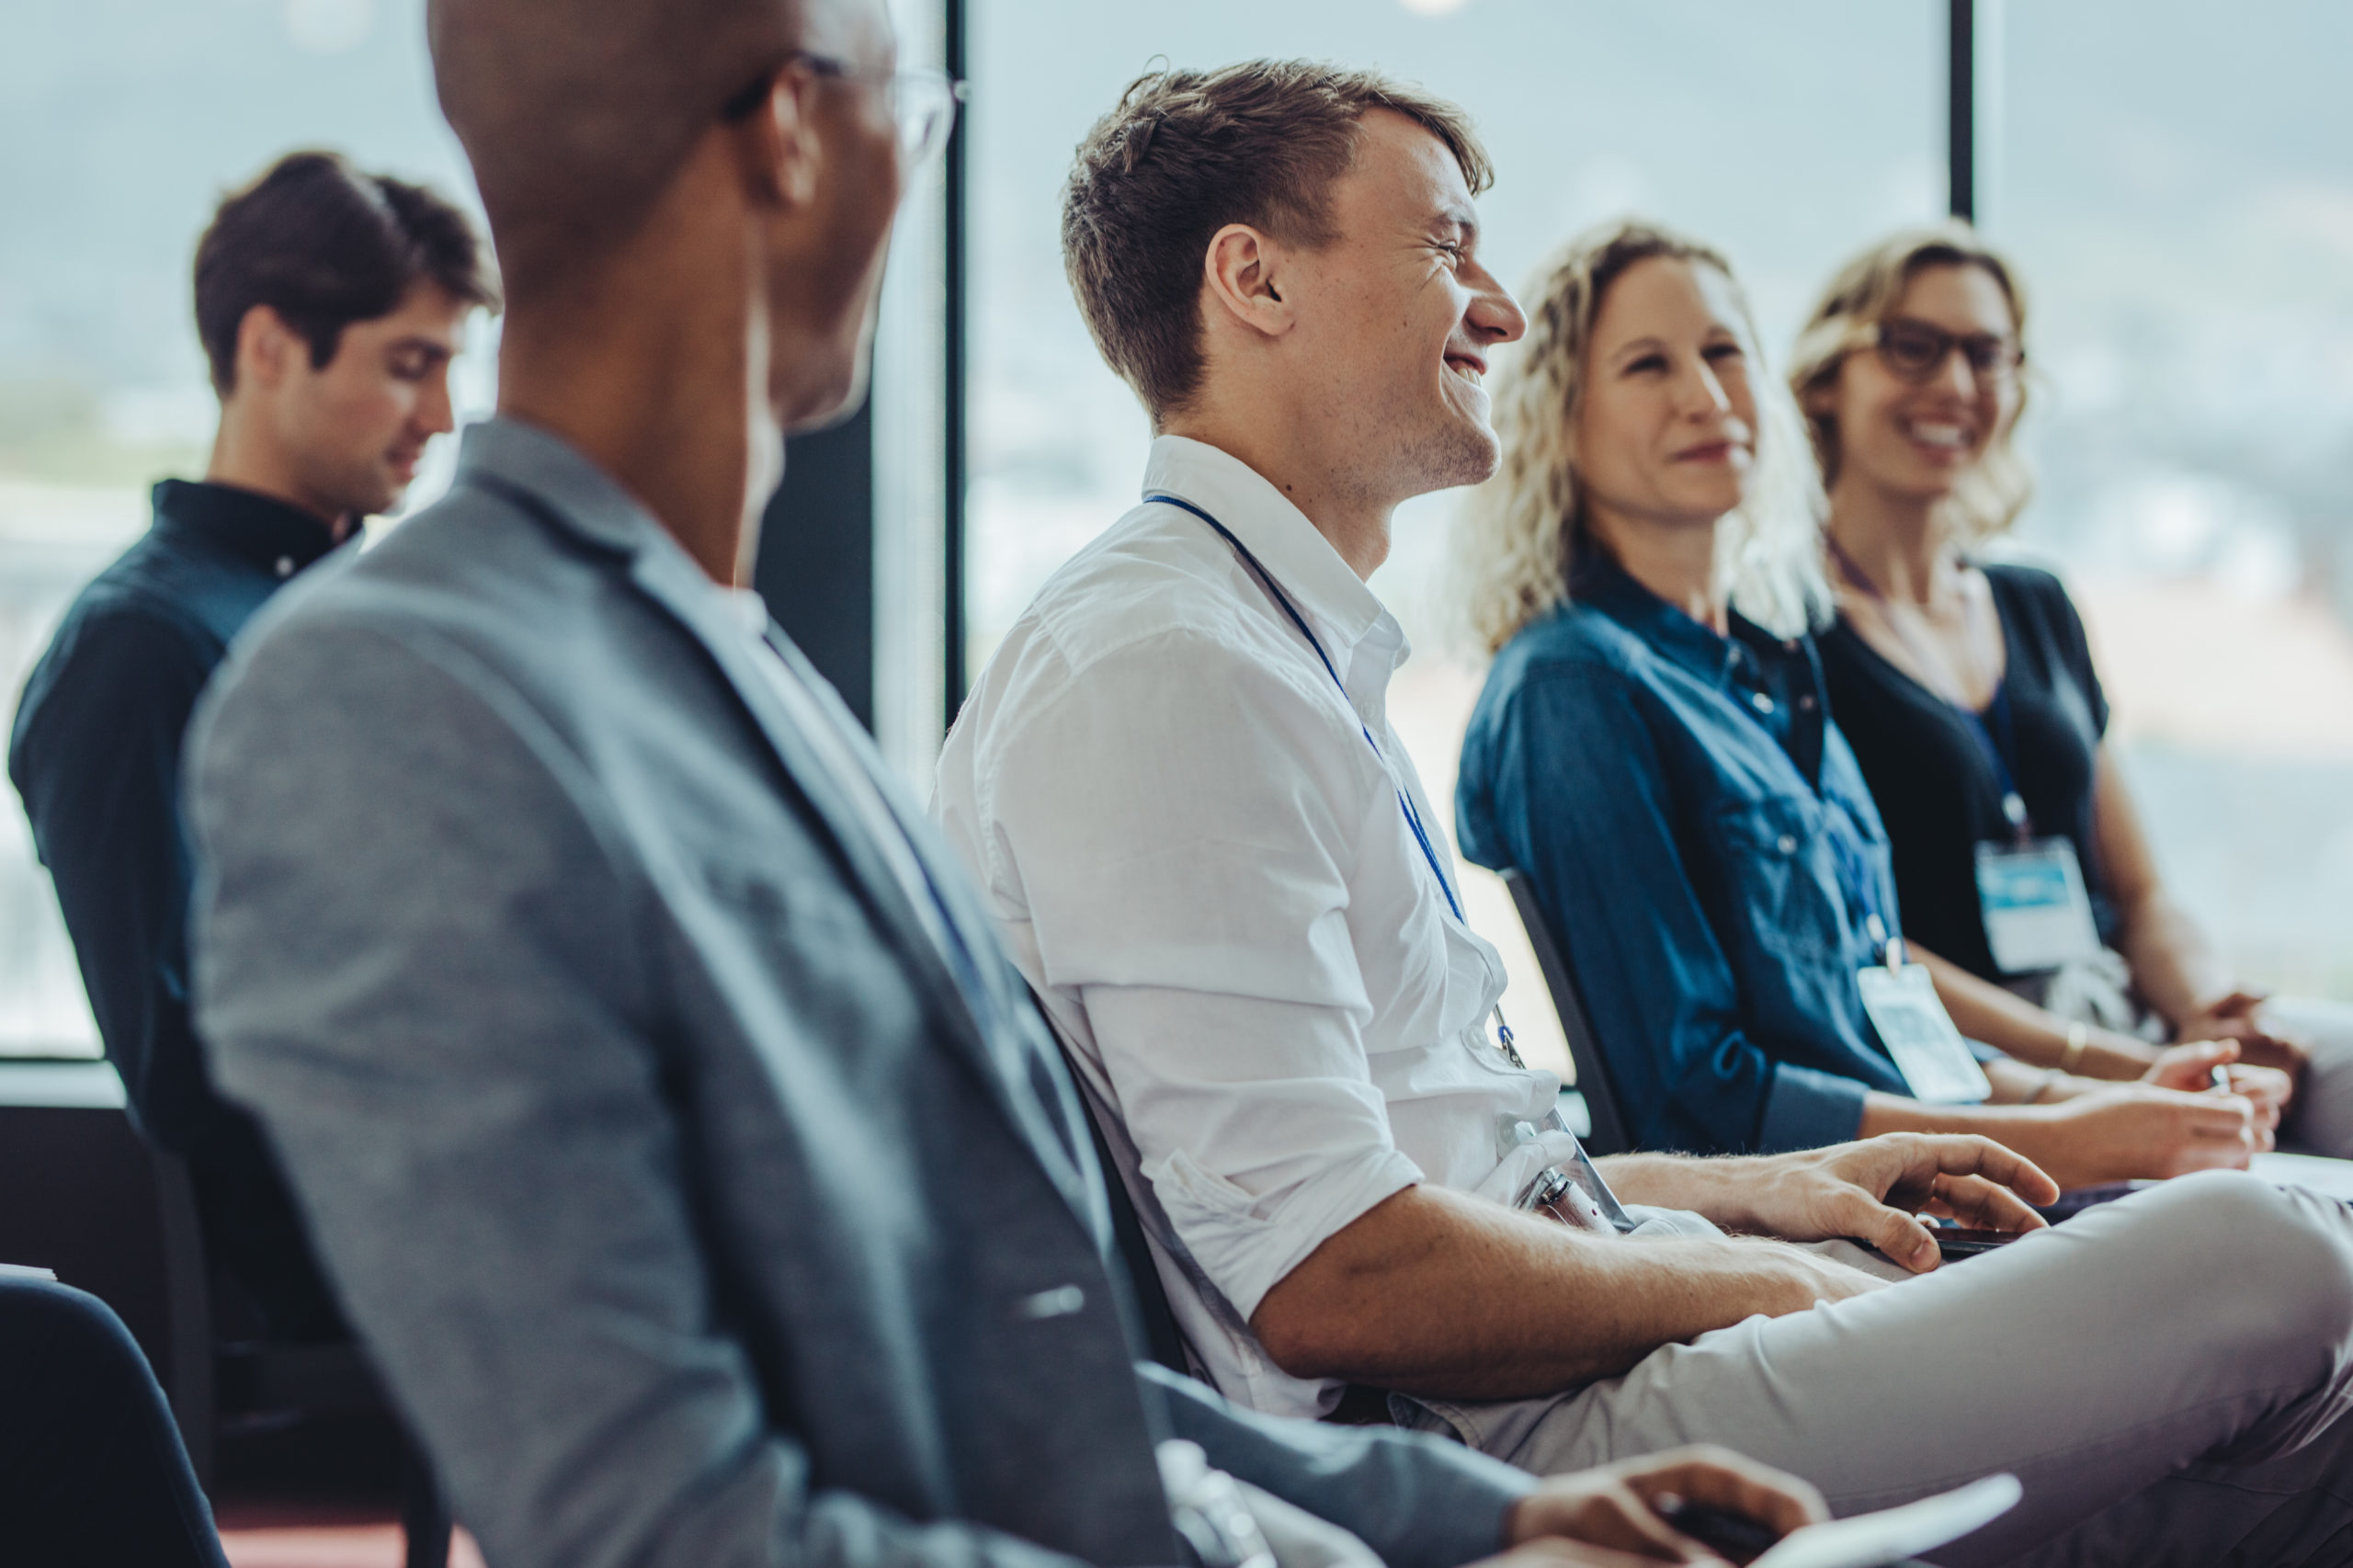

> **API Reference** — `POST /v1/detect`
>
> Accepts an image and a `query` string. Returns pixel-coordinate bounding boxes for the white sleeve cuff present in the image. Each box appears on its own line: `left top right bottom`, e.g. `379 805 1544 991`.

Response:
1145 1142 1424 1321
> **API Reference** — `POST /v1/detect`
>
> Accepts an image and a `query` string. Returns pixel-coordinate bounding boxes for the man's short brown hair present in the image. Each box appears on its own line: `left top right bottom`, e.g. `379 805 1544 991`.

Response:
194 151 497 393
1062 61 1492 421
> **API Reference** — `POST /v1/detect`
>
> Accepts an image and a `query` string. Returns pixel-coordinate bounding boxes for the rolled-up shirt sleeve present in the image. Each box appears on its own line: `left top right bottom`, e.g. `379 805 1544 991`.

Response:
979 631 1422 1322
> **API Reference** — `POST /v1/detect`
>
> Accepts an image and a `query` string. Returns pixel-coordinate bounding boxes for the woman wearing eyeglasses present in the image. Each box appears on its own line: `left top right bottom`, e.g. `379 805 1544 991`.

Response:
1453 218 2277 1186
1795 224 2353 1158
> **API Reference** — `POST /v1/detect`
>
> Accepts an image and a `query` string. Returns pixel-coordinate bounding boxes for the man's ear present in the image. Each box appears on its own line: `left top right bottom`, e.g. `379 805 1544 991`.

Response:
1201 223 1295 343
234 304 298 392
736 66 824 213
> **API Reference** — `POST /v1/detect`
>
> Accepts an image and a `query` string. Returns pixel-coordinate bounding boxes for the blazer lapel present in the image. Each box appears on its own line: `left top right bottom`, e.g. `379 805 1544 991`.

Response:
624 545 1091 1198
458 424 1094 1209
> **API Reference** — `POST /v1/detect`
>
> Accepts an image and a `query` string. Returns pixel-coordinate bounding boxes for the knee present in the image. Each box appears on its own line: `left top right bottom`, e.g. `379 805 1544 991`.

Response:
2127 1172 2353 1358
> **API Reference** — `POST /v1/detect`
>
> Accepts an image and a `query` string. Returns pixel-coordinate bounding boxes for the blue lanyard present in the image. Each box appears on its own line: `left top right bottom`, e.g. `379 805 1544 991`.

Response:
1965 687 2031 840
1145 492 1466 925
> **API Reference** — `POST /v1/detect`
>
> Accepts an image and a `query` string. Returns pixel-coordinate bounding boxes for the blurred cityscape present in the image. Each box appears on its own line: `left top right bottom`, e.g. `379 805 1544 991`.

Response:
6 0 2353 1059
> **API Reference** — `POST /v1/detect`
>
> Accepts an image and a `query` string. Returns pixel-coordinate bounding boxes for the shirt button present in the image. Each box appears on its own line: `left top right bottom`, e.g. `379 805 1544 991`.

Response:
1776 834 1798 855
1799 693 1817 711
273 556 295 578
1014 1285 1086 1321
1749 692 1775 714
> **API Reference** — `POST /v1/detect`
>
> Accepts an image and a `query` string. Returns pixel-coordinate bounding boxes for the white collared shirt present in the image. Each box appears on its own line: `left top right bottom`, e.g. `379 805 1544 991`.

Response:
935 436 1557 1417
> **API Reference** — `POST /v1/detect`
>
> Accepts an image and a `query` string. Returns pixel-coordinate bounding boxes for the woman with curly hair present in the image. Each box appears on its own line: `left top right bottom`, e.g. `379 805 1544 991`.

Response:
1450 219 2278 1184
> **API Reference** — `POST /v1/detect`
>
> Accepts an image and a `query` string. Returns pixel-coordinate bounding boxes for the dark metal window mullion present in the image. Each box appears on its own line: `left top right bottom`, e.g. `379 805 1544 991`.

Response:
942 0 972 729
1949 0 1975 222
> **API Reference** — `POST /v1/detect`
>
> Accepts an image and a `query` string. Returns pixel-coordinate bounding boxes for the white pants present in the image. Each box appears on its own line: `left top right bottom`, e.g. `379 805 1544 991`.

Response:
1391 1173 2353 1566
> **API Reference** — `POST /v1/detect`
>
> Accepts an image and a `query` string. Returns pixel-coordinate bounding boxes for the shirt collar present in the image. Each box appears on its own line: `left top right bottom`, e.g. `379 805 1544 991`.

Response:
150 479 341 578
1141 435 1403 684
1572 548 1746 688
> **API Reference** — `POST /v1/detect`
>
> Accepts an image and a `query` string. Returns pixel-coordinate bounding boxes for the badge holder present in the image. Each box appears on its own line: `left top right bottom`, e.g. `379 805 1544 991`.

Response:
1973 809 2101 975
1510 1119 1639 1233
1856 923 1991 1105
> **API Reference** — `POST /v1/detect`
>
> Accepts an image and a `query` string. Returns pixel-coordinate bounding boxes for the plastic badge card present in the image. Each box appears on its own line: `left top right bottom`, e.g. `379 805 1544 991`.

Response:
1749 1474 2022 1568
1857 962 1992 1104
1974 838 2101 974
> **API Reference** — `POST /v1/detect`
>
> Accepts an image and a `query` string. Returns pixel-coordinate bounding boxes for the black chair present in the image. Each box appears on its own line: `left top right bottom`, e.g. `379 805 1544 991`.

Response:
1074 1096 1192 1377
1500 868 1634 1156
149 1150 453 1568
0 1064 449 1568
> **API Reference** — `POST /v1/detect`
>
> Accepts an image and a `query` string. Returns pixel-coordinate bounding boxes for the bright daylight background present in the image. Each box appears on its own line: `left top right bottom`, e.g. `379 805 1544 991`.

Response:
6 1 2353 1070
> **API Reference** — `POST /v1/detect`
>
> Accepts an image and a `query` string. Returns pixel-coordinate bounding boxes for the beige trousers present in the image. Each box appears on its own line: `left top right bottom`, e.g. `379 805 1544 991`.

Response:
1392 1172 2353 1566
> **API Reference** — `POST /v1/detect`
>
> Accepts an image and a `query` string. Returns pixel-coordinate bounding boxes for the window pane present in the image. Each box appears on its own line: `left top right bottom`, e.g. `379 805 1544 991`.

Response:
0 0 482 1056
1994 0 2353 996
966 0 1941 1072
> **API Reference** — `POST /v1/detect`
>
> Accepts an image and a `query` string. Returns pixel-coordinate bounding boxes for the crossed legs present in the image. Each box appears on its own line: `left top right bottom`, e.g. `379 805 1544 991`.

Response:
1393 1172 2353 1566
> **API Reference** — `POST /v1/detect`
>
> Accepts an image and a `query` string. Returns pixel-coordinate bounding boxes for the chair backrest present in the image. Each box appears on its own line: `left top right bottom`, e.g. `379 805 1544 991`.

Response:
1074 1086 1194 1377
1500 867 1633 1156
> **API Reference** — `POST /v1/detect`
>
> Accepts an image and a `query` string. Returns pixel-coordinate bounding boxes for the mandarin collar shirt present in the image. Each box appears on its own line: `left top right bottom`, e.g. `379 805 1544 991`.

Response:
9 479 340 1153
935 435 1556 1419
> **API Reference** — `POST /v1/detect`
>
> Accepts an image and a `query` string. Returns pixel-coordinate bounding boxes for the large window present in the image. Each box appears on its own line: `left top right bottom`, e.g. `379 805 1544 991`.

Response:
1 0 485 1056
1990 0 2353 996
966 0 1945 1070
3 0 954 1056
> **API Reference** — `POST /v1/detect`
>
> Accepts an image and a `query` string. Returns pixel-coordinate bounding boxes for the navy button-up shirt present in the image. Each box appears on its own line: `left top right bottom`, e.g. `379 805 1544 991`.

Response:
1456 554 1911 1155
10 479 339 1160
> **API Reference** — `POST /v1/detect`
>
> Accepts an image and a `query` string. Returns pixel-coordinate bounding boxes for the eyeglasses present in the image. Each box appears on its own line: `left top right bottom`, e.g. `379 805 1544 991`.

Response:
1870 316 2024 385
720 52 970 172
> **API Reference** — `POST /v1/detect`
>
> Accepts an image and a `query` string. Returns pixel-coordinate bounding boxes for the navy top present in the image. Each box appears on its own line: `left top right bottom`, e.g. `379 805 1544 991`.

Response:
1818 563 2113 980
1456 553 1912 1155
9 480 345 1334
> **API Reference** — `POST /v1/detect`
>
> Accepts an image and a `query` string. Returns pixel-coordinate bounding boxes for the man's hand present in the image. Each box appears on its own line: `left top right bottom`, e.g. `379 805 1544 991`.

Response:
1502 1446 1827 1564
1644 1135 2059 1274
2141 1040 2289 1133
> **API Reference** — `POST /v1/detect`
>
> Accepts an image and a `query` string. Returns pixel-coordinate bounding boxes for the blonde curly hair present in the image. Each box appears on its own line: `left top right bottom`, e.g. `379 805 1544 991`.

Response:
1787 222 2032 545
1454 218 1829 655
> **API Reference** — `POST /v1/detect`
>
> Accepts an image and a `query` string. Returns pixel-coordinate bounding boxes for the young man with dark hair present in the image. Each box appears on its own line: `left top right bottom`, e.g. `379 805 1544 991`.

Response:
936 59 2353 1564
8 149 494 1339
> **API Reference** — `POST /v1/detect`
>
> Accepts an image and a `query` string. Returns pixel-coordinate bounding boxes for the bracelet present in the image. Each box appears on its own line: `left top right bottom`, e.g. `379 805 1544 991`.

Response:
2025 1068 2063 1105
2059 1021 2089 1076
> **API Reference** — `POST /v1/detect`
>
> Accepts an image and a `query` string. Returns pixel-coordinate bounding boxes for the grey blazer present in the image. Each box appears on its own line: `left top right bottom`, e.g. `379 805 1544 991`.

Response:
185 419 1529 1568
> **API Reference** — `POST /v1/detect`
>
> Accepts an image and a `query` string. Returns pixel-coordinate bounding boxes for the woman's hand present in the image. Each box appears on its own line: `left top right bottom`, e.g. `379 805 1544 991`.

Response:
2038 1083 2264 1180
1506 1445 1827 1563
2142 1040 2289 1134
2179 990 2313 1088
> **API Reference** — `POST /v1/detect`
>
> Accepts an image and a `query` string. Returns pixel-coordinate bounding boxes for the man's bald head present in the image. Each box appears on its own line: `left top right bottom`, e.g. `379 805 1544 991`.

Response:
427 0 801 292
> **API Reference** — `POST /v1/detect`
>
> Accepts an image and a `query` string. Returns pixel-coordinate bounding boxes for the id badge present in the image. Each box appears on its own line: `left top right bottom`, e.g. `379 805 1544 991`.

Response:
1857 962 1992 1104
1974 837 2101 974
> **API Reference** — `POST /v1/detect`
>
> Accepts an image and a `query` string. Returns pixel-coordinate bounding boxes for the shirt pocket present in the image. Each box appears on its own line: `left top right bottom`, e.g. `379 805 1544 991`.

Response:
1704 794 1849 969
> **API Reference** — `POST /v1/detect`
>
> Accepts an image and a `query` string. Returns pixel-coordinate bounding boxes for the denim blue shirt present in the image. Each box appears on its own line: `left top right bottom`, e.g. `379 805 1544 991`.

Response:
1456 554 1910 1155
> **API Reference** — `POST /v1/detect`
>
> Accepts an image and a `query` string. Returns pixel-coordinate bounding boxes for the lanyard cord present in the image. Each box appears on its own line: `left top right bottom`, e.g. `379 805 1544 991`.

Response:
1145 492 1466 924
1827 537 2031 840
1147 493 1529 1069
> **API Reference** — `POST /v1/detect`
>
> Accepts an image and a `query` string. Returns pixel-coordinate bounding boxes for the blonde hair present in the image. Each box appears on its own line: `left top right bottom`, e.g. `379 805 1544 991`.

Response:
1455 218 1829 655
1788 222 2033 545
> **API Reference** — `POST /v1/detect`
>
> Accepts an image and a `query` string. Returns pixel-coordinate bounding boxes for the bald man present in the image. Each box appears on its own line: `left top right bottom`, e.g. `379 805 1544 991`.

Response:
177 3 1829 1567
